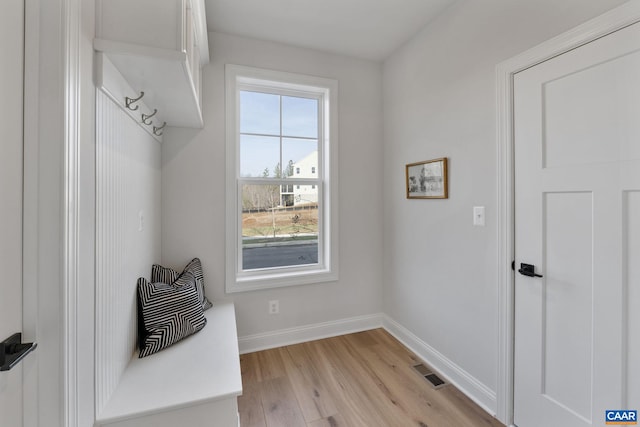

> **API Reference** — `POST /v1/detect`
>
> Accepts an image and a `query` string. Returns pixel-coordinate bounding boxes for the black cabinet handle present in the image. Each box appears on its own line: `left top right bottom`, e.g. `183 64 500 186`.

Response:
518 263 543 278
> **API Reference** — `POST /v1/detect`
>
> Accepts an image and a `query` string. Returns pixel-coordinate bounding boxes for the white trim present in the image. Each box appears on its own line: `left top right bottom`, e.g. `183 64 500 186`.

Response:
225 64 339 293
382 315 498 418
495 2 640 424
190 0 209 65
238 313 383 354
23 0 89 425
63 0 81 425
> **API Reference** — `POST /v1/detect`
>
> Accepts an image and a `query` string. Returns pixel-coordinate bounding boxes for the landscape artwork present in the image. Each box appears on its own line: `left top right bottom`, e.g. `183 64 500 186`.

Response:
406 157 448 199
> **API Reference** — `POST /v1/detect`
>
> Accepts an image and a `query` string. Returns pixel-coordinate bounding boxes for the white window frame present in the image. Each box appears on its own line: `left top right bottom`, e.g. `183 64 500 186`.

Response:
225 64 339 293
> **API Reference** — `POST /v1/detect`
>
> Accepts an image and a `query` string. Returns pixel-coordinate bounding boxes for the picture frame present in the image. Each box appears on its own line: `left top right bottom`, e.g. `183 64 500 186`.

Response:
406 157 448 199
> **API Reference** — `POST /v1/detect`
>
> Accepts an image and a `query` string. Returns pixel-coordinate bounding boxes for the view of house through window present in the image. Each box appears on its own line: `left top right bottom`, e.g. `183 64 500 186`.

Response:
239 90 321 270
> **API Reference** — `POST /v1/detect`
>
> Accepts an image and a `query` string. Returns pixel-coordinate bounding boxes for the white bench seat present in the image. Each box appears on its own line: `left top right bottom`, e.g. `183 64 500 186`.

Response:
95 302 242 427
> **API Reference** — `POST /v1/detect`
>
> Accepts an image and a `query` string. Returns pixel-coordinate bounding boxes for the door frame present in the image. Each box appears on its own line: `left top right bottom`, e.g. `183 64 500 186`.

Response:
23 0 94 426
495 2 640 425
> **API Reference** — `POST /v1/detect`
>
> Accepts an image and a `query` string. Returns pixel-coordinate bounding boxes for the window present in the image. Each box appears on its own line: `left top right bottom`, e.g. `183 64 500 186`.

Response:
225 65 339 292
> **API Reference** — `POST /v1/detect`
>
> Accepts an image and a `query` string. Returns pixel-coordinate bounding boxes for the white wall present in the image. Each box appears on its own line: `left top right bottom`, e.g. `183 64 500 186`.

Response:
162 32 384 338
382 0 629 415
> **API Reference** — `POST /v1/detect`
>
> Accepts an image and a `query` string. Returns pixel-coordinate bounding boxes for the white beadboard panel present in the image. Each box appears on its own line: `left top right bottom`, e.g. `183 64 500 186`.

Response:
95 89 161 416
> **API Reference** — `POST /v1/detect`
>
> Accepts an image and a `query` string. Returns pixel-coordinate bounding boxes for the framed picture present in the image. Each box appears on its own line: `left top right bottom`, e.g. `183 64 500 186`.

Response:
406 157 448 199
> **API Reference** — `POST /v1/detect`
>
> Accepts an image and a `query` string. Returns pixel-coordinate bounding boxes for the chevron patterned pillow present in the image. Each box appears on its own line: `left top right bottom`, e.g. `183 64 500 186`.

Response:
182 258 213 310
150 263 179 284
151 257 212 311
137 272 207 358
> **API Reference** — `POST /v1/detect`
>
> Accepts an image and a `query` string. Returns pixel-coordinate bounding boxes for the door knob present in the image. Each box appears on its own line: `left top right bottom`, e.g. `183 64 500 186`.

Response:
518 263 543 278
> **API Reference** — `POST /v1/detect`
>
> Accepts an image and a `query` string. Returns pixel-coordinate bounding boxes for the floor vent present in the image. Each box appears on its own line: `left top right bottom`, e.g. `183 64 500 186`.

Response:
412 363 447 389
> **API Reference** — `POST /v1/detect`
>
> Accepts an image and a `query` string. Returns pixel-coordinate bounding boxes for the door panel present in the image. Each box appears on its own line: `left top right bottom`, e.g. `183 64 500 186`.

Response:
543 51 640 168
543 192 593 420
627 191 640 407
514 21 640 427
0 0 24 426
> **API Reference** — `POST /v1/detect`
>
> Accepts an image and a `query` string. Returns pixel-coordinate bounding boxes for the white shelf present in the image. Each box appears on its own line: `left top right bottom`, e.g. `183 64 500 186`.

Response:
94 0 208 129
95 39 203 128
96 53 163 142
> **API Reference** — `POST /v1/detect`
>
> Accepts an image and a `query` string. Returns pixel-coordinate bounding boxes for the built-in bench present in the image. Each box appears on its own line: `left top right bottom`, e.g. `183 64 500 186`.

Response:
95 302 242 427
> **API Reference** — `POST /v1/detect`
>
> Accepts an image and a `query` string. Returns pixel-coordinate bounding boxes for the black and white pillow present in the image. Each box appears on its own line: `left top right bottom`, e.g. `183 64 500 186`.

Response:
150 263 179 285
151 258 212 311
137 272 207 358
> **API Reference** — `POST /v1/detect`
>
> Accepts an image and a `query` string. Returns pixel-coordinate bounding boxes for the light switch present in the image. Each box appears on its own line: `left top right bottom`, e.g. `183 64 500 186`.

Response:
473 206 485 226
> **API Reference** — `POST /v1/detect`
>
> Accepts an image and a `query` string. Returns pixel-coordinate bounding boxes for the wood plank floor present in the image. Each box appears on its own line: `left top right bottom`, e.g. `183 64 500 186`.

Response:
238 329 505 427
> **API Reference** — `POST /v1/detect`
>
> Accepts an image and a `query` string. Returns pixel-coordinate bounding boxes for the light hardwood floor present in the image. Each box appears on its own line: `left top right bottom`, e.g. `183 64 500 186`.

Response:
238 328 504 427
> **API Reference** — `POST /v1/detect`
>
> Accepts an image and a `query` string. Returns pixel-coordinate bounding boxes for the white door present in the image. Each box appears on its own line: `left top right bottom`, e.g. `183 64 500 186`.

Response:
0 0 25 425
513 21 640 427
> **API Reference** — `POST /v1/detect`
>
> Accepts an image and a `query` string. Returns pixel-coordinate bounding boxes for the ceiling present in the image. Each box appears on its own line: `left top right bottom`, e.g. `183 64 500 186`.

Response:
204 0 457 61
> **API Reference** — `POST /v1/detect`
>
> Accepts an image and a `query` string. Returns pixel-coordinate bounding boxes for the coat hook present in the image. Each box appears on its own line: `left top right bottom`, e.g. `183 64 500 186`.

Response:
153 122 166 136
141 109 157 125
125 92 144 111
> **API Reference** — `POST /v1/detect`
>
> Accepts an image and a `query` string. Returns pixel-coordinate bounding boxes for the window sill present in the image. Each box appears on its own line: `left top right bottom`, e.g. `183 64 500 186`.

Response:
226 267 338 293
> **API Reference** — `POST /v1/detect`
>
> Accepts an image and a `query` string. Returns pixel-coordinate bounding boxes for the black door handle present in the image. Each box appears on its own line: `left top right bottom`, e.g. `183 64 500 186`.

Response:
518 263 543 278
1 333 37 371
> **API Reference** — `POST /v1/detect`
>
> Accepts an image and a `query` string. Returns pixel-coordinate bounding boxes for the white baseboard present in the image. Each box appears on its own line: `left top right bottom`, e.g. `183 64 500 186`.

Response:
238 313 384 354
237 312 497 419
381 314 497 417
